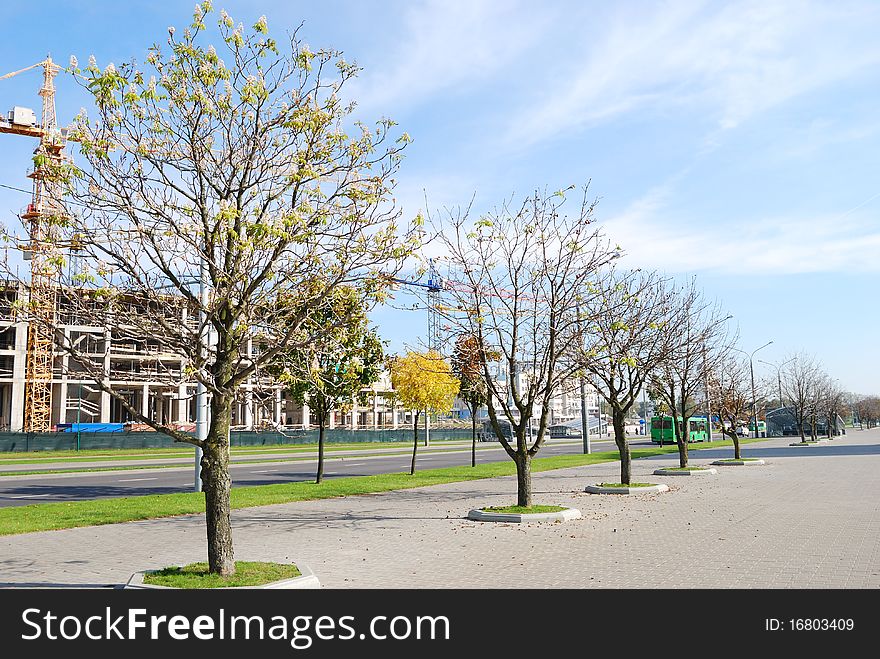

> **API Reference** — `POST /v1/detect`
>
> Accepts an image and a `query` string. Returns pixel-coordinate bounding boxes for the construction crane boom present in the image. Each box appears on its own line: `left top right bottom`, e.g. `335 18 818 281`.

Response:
384 259 444 352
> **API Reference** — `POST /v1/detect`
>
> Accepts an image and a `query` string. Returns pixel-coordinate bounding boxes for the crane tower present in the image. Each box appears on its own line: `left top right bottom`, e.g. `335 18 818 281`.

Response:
1 56 70 431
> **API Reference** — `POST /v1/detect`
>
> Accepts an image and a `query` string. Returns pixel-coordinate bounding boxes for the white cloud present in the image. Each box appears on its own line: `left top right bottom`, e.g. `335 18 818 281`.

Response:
603 186 880 275
347 0 549 115
504 0 880 147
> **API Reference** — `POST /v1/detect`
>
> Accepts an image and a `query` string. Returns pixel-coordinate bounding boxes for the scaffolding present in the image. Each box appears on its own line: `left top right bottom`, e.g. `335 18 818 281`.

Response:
1 57 70 431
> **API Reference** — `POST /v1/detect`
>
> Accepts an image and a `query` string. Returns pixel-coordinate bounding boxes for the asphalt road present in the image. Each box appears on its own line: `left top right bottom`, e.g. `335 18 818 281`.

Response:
0 436 653 508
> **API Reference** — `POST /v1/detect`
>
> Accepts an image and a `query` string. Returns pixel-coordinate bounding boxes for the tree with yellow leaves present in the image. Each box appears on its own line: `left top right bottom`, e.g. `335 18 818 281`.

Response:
390 350 460 475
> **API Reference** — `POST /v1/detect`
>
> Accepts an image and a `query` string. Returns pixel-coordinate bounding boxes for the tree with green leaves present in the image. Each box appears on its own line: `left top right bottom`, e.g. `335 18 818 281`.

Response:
390 350 459 475
11 5 419 576
581 269 677 484
451 333 496 467
275 286 384 483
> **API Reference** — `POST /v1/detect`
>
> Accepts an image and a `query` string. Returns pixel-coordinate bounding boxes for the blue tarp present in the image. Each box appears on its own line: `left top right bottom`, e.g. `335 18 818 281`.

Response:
56 423 125 433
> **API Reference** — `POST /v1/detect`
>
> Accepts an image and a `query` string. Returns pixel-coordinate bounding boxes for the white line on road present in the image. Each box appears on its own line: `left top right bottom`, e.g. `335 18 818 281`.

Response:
10 493 50 499
253 470 278 473
117 477 158 482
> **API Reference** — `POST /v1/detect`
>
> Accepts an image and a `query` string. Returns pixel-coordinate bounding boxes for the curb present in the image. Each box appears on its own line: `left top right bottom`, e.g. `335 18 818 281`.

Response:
467 507 582 523
124 562 321 589
653 468 717 476
711 459 766 466
584 483 669 495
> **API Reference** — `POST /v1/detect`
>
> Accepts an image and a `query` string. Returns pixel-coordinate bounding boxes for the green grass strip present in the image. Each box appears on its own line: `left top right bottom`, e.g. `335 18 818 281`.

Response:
0 440 744 536
0 440 456 464
142 561 301 588
0 445 509 477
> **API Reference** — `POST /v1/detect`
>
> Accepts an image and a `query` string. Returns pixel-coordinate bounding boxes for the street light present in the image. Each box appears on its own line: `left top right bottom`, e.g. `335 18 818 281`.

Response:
732 341 773 439
194 259 208 492
757 356 795 412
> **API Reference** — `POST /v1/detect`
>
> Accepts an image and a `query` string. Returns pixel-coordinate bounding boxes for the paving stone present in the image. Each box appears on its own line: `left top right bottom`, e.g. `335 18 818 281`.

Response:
0 430 878 588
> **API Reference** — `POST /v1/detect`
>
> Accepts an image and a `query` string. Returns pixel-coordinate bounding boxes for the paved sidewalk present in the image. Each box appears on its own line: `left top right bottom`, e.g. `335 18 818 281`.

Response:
1 429 878 588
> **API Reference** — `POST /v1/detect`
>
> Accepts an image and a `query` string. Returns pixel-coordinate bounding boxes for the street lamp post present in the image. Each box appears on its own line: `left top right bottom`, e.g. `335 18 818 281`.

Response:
703 343 712 442
757 356 794 437
757 356 795 410
580 374 591 454
732 341 773 439
194 259 208 493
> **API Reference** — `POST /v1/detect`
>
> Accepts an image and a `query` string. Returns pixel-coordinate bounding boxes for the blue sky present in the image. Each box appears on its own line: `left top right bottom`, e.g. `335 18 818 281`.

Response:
1 1 878 394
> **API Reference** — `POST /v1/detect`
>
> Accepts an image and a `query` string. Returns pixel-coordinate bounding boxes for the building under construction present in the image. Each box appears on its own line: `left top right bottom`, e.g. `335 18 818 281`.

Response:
0 280 597 433
0 279 419 432
0 59 599 437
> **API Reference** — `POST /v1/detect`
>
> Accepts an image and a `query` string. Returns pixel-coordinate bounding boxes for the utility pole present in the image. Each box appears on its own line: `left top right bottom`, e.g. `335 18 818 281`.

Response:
758 356 794 436
733 341 773 440
703 343 712 441
194 259 207 492
580 375 591 454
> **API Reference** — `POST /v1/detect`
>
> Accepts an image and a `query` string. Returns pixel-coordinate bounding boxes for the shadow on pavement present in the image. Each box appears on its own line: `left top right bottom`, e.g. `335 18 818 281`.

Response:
642 441 880 461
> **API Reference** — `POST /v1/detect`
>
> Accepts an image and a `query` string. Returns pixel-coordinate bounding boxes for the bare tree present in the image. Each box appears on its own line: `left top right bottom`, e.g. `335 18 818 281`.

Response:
823 381 847 438
438 187 618 507
649 279 731 468
581 269 677 484
853 395 880 429
2 8 418 575
781 352 821 442
709 354 752 459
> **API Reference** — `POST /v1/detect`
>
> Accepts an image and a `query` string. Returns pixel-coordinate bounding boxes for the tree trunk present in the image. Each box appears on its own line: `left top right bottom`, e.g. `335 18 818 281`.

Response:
797 419 805 442
732 431 741 460
676 417 689 468
316 422 325 484
810 415 817 441
410 411 420 475
612 408 631 484
201 395 235 576
471 406 477 468
514 451 532 507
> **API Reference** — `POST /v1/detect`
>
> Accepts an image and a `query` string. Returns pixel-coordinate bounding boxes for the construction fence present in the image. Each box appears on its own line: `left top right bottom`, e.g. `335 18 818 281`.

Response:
0 427 474 453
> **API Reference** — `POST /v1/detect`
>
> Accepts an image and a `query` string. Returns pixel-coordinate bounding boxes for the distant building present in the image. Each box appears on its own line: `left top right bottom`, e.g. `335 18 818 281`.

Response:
765 407 846 437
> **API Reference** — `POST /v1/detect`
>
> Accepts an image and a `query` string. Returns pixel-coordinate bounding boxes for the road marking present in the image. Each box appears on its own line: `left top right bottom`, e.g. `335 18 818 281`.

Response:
117 477 158 482
344 463 364 467
10 493 50 499
253 470 278 473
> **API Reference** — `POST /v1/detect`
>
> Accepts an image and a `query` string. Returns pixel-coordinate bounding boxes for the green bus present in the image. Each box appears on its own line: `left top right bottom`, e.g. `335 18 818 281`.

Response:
650 415 709 444
748 420 767 438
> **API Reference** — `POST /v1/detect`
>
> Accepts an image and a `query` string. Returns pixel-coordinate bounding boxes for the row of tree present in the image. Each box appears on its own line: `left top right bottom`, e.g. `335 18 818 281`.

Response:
853 395 880 429
3 7 868 578
776 353 850 442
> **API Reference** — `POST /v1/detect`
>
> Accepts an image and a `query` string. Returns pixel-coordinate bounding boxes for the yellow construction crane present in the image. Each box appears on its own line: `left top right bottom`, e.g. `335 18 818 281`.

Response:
1 56 74 432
